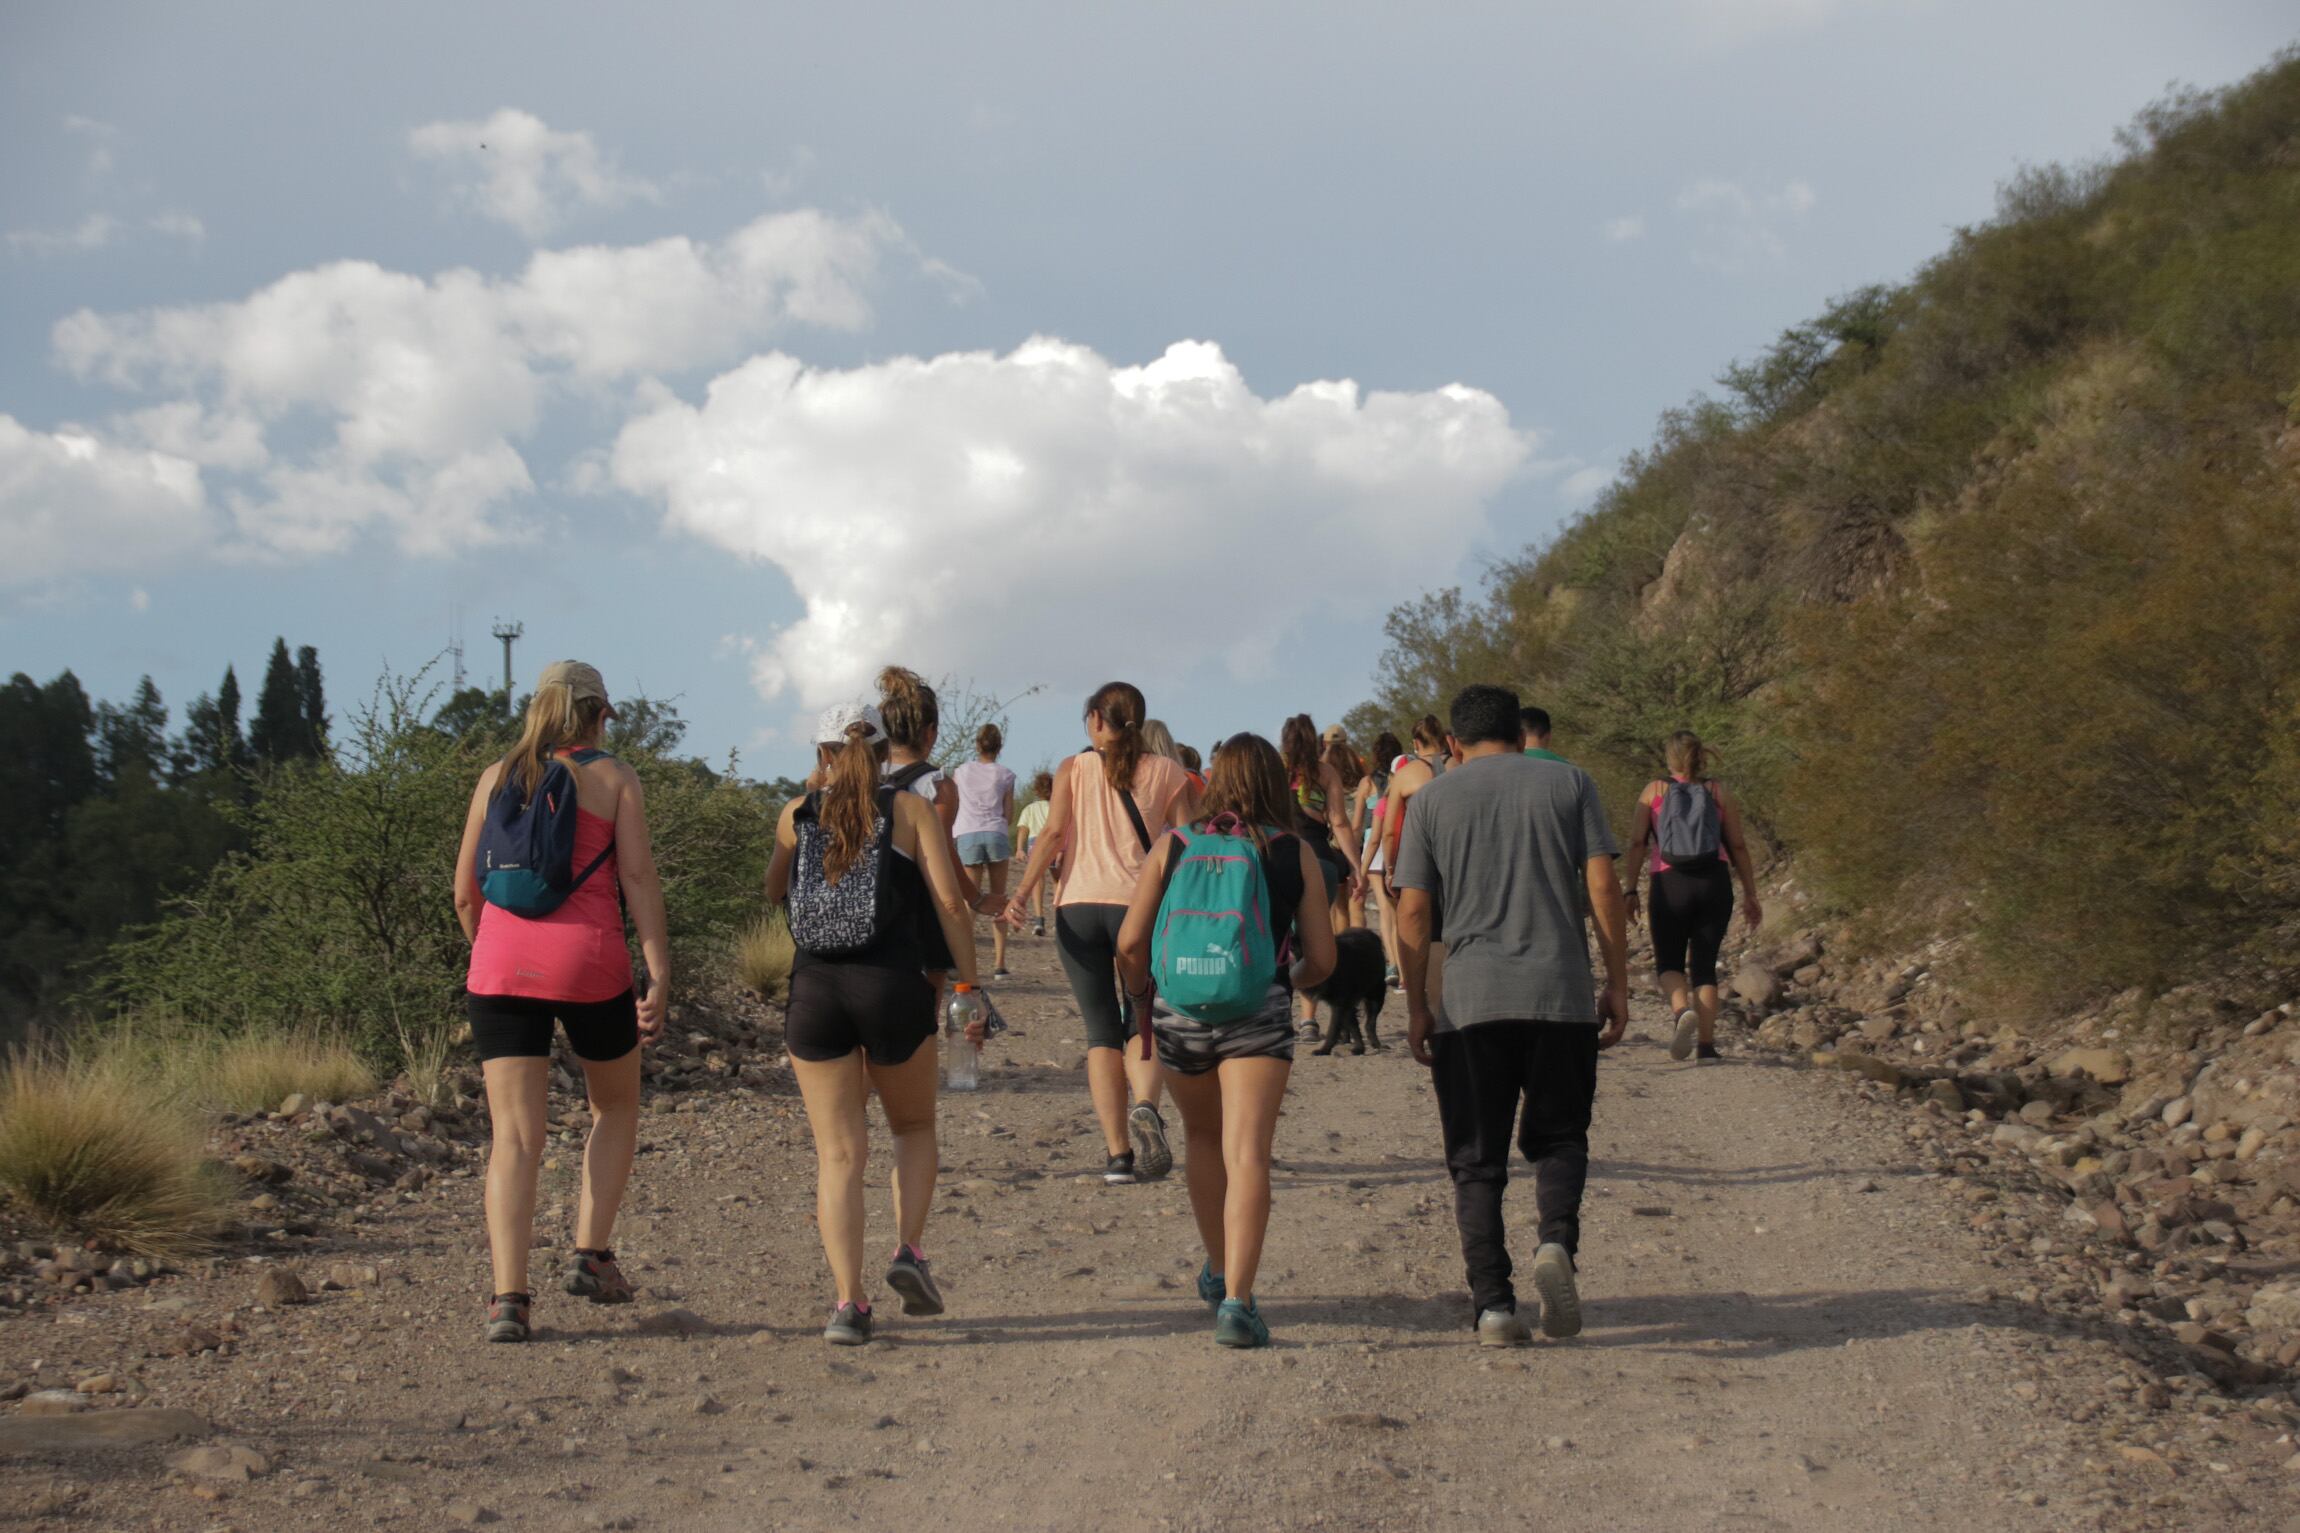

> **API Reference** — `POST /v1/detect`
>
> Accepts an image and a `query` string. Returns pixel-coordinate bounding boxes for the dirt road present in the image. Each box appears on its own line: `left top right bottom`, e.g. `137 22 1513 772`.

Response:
2 931 2286 1530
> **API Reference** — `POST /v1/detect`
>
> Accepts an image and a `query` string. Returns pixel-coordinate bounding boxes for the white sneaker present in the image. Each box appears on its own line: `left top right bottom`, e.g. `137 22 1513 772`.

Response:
1669 1008 1699 1061
1476 1306 1533 1347
1531 1243 1582 1339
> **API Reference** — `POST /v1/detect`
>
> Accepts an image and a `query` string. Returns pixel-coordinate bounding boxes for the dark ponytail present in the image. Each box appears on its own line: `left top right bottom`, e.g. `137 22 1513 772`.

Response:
1086 681 1146 793
1410 713 1445 754
876 666 940 752
1280 713 1320 784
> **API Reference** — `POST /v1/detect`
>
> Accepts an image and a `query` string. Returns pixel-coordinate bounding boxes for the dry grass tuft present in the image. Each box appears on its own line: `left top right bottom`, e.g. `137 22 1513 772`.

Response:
736 913 797 1002
0 1053 224 1261
200 1032 377 1115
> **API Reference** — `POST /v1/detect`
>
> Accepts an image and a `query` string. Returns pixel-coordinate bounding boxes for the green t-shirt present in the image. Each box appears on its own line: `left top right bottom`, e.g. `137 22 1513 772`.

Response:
1523 746 1568 764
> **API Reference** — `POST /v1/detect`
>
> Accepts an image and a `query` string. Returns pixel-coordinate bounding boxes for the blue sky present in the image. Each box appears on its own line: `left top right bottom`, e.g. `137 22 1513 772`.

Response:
4 2 2292 778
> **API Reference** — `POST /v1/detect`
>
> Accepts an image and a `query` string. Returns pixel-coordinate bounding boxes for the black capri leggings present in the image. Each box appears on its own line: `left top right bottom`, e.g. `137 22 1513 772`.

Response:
1055 902 1133 1052
1649 861 1734 988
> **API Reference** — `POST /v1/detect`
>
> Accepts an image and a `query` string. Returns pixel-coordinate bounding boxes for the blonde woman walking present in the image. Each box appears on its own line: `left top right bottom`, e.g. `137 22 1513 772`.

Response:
453 661 670 1344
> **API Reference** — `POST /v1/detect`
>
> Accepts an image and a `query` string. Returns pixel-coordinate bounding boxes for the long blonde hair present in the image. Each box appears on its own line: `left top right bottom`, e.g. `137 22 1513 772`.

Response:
1664 729 1710 781
1141 718 1181 764
501 683 606 802
817 725 889 883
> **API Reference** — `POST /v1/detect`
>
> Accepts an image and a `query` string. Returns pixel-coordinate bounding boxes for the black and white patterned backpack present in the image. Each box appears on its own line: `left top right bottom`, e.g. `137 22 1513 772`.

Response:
788 786 899 956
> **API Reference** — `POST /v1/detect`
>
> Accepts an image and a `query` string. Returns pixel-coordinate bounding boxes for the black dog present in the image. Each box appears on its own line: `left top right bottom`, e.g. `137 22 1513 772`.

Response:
1308 929 1389 1055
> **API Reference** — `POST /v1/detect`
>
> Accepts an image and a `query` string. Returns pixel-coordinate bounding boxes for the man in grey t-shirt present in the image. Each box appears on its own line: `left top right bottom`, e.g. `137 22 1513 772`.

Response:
1392 684 1629 1346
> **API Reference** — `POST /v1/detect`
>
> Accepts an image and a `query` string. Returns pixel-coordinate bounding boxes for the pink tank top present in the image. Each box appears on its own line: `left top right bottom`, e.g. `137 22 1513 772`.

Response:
468 806 632 1001
1058 751 1188 908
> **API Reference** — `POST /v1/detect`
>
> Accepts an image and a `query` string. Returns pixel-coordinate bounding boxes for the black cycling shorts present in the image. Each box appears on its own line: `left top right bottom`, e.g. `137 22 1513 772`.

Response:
468 990 639 1063
1650 861 1734 988
785 961 938 1066
1055 902 1132 1052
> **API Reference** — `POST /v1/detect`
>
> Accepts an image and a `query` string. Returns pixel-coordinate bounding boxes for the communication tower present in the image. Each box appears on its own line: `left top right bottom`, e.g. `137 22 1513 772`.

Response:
491 619 523 716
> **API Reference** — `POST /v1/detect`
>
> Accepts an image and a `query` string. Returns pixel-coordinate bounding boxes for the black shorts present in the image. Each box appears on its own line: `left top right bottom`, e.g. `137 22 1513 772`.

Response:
785 961 938 1066
1055 902 1132 1052
1650 861 1734 988
468 990 638 1063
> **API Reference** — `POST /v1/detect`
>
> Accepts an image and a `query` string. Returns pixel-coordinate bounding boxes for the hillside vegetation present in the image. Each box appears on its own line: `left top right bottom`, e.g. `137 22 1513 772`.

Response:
1351 54 2300 1004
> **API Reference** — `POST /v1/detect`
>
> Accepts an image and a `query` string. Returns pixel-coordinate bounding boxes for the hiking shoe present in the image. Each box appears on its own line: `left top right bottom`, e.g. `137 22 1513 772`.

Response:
1129 1102 1174 1180
1104 1151 1138 1185
1383 963 1399 988
1214 1297 1269 1349
1197 1261 1226 1309
1531 1243 1582 1339
993 966 1011 980
564 1248 634 1304
1477 1305 1533 1347
1669 1008 1699 1061
1032 919 1046 938
823 1302 873 1346
485 1293 531 1344
1695 1041 1722 1063
885 1245 945 1316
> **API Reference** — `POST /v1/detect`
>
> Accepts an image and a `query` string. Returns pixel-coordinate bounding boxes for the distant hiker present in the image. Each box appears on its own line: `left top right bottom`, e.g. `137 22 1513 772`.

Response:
1115 732 1336 1348
453 660 671 1344
767 702 988 1345
1177 742 1206 792
877 669 996 1005
1393 684 1630 1346
1521 706 1567 763
1001 682 1197 1185
950 724 1019 979
1624 729 1763 1063
1376 714 1454 1006
1323 731 1370 932
1359 730 1407 988
1281 716 1361 1037
1013 770 1057 937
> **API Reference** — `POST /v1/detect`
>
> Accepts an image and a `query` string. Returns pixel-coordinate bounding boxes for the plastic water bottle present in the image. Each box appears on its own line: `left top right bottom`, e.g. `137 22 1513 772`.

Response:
944 987 985 1091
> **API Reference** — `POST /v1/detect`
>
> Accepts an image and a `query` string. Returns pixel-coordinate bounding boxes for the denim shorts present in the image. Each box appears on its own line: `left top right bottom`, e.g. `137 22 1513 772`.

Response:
955 830 1013 866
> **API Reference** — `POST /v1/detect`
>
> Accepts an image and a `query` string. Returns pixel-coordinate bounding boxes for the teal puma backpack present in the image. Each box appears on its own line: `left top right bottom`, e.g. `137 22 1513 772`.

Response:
1150 815 1282 1024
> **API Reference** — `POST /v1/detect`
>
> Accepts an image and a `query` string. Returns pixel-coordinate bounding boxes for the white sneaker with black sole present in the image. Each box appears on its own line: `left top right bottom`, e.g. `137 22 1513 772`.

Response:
1476 1305 1533 1347
1531 1242 1582 1339
1669 1007 1699 1061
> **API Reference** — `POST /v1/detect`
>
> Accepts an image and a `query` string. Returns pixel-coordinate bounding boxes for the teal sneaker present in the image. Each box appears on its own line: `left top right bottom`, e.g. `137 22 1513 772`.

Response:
1214 1297 1269 1349
1197 1261 1225 1309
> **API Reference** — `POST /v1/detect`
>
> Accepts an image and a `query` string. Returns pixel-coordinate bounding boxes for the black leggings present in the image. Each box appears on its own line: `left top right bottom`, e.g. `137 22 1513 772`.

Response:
1649 861 1734 988
1055 903 1132 1052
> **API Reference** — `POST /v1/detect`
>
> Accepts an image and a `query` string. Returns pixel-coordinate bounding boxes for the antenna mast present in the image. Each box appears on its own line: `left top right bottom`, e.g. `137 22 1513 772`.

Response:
490 618 523 717
449 606 466 691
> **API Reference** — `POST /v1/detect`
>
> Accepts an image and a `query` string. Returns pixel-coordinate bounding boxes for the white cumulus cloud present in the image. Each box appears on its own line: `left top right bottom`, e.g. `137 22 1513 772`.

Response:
409 108 662 238
0 415 213 588
46 207 909 563
612 338 1533 711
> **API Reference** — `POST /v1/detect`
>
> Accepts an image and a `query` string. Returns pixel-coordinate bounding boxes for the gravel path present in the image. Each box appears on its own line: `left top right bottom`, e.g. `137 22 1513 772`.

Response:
2 930 2284 1529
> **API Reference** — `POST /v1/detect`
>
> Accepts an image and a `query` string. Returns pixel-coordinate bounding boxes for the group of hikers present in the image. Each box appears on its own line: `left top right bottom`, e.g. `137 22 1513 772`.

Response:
451 661 1761 1351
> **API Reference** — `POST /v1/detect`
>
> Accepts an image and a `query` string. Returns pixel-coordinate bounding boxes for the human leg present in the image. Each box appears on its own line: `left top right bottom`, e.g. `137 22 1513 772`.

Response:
1428 1024 1529 1320
1516 1024 1600 1258
570 1045 641 1256
480 1054 551 1299
1215 1056 1290 1301
1688 865 1734 1045
1163 1066 1228 1275
792 1052 872 1307
865 1042 941 1253
985 858 1010 973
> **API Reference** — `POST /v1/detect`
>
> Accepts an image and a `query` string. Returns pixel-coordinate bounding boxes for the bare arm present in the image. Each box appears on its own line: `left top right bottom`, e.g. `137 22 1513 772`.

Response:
452 764 499 944
1624 784 1657 915
1715 782 1763 931
764 798 800 906
1378 759 1431 896
1584 853 1630 1048
1290 839 1338 989
1322 764 1359 884
613 767 673 1040
904 794 981 989
1003 758 1075 925
1115 831 1178 995
1397 886 1436 1064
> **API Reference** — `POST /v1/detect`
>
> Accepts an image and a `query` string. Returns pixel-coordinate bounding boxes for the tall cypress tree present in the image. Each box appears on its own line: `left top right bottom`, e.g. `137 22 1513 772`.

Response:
294 645 328 758
249 638 308 765
179 664 248 778
97 676 169 782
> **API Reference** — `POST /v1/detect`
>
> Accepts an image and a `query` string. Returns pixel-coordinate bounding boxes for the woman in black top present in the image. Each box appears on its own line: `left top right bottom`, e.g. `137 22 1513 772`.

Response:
1116 733 1336 1349
766 702 985 1346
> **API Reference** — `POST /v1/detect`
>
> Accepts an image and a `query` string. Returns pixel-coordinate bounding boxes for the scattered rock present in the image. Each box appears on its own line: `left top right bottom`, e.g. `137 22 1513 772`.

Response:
0 1408 210 1453
634 1307 708 1336
277 1092 310 1117
320 1263 379 1291
19 1390 91 1416
256 1268 310 1307
72 1374 118 1396
1733 964 1784 1012
1315 1412 1404 1430
168 1444 269 1481
2161 1096 2193 1129
444 1499 501 1525
2048 1047 2131 1086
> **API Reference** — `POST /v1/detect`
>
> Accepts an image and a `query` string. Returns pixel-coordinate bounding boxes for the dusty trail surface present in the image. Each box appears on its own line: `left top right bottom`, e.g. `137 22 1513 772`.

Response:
2 933 2283 1530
